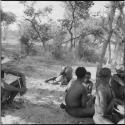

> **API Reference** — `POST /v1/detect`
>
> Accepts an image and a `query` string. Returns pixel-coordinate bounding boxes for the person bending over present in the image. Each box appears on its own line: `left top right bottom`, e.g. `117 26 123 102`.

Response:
45 66 73 85
1 68 27 109
93 68 123 124
110 69 125 105
60 67 95 118
110 69 125 124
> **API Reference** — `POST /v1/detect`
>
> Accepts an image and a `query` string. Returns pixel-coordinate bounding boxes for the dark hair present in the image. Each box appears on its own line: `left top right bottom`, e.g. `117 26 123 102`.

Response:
1 56 4 60
99 68 111 78
86 72 91 76
75 67 87 79
1 70 4 78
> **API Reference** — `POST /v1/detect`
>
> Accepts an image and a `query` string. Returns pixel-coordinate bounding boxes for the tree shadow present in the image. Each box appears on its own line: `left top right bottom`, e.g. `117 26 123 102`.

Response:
2 88 94 124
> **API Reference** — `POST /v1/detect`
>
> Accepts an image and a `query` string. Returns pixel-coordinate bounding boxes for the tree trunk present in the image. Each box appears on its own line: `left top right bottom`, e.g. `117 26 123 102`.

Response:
96 1 116 88
96 30 113 75
78 38 83 59
123 40 125 70
69 30 73 50
107 42 111 65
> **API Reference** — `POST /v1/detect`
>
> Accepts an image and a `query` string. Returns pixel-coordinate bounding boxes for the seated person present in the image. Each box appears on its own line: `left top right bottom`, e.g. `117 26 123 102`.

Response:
1 57 27 109
84 72 93 94
60 67 95 118
45 66 73 85
110 69 125 123
110 69 125 105
93 68 123 124
84 72 95 107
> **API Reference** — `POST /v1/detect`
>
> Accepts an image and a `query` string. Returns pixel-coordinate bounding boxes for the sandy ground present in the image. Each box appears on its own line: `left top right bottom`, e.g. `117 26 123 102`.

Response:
1 65 97 124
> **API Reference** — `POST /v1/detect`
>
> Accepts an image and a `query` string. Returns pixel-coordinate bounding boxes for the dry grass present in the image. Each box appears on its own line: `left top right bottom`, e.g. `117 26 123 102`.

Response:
2 42 97 124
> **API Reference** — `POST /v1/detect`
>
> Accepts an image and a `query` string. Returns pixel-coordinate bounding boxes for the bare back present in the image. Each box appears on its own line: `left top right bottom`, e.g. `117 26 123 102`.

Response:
95 84 113 116
65 79 87 108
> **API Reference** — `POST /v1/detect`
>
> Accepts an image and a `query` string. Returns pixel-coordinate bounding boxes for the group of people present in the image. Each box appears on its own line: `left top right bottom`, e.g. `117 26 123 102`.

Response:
1 56 125 124
60 66 125 124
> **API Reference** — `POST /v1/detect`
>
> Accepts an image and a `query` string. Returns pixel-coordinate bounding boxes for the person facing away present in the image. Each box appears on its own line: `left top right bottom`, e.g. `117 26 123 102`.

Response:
93 67 124 124
60 67 95 118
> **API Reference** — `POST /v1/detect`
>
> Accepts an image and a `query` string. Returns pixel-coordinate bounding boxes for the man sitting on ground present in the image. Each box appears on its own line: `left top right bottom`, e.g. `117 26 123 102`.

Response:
93 68 123 124
45 66 73 85
60 67 95 118
1 56 27 109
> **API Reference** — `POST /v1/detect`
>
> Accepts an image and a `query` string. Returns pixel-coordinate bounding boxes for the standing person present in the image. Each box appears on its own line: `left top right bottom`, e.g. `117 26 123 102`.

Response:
60 67 95 118
93 68 123 124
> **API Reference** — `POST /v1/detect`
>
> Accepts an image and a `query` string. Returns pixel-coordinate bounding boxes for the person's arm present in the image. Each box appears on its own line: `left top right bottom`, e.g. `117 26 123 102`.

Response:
60 67 66 75
81 88 88 108
113 75 125 87
2 68 26 87
1 79 23 92
88 82 93 93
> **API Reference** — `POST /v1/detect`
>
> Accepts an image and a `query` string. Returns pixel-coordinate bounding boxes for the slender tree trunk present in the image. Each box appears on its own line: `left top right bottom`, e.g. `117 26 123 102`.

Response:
68 29 74 50
96 1 116 88
108 42 111 64
96 30 113 74
123 40 125 70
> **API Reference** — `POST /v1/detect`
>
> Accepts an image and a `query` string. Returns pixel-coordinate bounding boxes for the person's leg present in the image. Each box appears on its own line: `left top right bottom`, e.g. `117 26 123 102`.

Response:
112 112 124 123
45 77 57 83
52 75 63 84
117 119 125 124
1 88 10 105
65 106 95 118
93 114 114 124
7 79 20 104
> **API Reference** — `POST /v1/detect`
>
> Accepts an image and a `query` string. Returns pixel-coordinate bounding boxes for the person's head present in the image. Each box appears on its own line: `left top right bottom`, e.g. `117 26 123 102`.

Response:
116 69 125 80
75 67 87 81
84 72 91 82
98 68 111 83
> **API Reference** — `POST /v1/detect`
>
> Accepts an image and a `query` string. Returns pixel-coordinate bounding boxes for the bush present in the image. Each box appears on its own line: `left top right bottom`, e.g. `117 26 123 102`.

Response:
77 47 100 63
19 35 34 56
51 46 63 60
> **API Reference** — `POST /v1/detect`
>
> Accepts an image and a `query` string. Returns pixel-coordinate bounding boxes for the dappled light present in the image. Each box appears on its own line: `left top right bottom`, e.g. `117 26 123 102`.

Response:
1 1 125 124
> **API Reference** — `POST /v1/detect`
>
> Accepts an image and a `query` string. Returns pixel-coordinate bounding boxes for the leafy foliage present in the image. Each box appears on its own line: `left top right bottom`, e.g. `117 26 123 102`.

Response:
1 10 16 24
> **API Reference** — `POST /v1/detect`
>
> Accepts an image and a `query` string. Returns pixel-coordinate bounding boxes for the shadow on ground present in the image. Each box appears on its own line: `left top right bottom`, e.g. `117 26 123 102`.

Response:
2 87 94 124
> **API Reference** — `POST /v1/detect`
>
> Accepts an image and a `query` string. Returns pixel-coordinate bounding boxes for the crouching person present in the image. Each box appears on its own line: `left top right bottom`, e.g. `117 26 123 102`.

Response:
1 68 27 109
